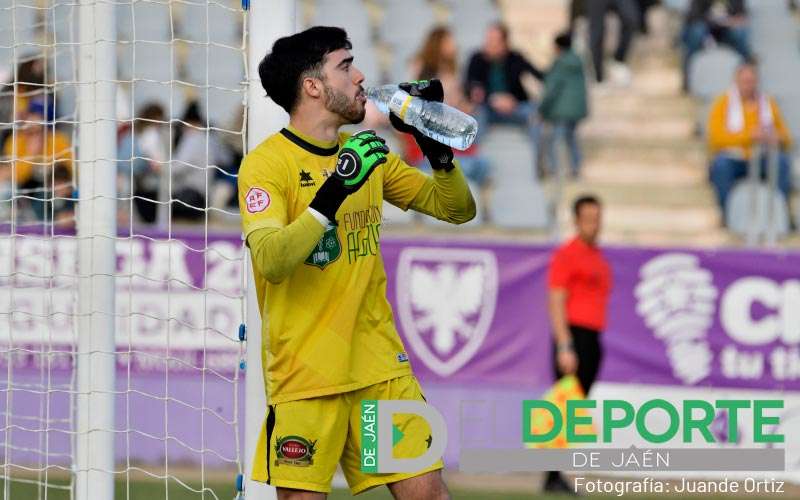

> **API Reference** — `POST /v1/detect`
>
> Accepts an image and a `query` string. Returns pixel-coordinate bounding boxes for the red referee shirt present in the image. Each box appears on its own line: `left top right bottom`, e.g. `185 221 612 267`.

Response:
548 237 612 332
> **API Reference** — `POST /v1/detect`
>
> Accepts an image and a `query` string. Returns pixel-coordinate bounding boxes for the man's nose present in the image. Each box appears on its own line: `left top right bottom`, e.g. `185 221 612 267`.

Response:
353 66 365 85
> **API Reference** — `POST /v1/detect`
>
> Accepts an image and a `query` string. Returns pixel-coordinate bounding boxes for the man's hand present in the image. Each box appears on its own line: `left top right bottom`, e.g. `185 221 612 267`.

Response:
469 85 486 104
389 79 454 171
557 347 578 375
336 130 389 189
489 92 517 115
309 130 388 223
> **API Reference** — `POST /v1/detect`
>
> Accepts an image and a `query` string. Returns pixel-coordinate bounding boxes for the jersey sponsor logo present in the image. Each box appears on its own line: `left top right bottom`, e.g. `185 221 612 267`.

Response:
274 435 317 466
245 187 270 213
299 170 316 188
397 352 409 363
304 224 341 269
396 248 499 377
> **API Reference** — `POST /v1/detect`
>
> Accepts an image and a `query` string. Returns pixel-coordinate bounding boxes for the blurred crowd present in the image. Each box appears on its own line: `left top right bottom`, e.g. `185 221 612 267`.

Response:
1 0 798 236
0 59 243 229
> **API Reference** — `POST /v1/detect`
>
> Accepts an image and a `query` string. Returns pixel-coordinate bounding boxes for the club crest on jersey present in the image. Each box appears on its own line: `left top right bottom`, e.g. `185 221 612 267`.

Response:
305 224 341 269
274 435 316 467
245 187 270 213
396 247 499 377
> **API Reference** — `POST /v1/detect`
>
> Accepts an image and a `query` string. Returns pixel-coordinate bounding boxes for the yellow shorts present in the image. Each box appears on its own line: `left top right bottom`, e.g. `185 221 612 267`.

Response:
251 375 443 495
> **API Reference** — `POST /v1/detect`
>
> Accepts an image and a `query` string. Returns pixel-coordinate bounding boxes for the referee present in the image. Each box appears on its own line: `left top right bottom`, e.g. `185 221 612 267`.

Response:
545 195 612 493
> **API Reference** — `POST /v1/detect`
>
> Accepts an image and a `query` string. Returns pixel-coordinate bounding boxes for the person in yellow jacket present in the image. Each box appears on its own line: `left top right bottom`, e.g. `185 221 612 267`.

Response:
239 26 475 499
707 62 793 215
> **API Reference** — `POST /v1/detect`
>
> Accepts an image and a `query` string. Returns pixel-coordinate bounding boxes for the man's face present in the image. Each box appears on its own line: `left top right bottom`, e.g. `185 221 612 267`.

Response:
736 66 758 98
483 27 507 59
319 48 366 124
575 203 602 244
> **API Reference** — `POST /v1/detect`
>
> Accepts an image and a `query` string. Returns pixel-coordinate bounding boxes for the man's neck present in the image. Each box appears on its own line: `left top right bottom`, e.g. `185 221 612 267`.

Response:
289 112 340 144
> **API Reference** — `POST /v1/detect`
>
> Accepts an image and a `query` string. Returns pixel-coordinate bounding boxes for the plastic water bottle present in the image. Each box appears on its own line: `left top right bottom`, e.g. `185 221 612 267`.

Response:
365 84 478 150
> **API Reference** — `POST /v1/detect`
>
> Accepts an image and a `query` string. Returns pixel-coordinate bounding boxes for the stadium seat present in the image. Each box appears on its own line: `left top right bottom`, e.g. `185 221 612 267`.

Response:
179 1 242 46
185 44 244 90
380 0 434 82
311 0 372 45
687 47 741 102
132 0 171 43
445 0 498 56
481 125 549 228
661 0 691 13
726 180 790 239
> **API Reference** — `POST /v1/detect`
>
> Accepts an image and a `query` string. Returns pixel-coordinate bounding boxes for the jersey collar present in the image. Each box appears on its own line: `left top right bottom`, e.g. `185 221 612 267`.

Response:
280 126 340 156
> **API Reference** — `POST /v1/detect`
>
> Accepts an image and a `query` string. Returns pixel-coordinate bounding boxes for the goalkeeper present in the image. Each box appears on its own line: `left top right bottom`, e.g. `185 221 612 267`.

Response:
239 26 475 499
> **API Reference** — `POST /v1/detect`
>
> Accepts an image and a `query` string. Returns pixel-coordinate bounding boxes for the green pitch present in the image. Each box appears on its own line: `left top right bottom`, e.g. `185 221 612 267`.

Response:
1 478 790 499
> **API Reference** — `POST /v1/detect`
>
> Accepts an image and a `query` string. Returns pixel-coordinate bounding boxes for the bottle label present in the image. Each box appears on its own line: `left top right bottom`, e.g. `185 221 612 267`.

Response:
388 90 413 120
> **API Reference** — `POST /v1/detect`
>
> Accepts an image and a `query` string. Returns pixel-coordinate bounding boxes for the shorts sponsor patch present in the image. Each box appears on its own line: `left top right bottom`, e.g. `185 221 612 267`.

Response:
274 435 316 467
397 352 409 362
245 187 270 213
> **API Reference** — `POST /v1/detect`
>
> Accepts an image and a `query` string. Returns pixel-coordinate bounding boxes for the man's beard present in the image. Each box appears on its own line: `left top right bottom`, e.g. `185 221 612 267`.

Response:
323 85 365 124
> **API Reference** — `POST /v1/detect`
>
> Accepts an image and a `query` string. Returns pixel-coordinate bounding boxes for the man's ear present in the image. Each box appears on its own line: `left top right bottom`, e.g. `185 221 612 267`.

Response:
301 76 323 100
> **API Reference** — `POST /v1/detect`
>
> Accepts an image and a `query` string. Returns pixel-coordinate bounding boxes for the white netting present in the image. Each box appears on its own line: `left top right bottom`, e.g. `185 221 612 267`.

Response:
1 0 248 498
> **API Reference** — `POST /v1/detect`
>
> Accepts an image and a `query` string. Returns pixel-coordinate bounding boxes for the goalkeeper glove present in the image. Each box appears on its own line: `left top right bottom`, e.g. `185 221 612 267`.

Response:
309 130 389 222
389 79 455 171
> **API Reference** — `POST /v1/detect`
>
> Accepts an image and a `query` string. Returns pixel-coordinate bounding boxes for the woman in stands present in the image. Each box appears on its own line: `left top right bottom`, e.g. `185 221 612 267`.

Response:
407 26 493 221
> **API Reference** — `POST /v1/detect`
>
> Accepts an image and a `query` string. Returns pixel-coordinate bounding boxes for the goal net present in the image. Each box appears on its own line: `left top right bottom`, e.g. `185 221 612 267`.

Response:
1 0 248 498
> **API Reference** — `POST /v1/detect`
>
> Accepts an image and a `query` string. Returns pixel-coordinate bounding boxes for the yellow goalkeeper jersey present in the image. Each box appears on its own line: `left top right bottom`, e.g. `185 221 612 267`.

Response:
238 126 427 404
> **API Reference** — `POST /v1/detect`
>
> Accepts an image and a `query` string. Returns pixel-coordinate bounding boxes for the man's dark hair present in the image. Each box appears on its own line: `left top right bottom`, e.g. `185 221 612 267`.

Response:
573 194 601 218
555 31 572 50
258 26 352 114
490 22 510 43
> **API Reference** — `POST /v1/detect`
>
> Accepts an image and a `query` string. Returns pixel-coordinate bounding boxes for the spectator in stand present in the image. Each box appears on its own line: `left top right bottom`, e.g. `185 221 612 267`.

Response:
133 102 167 223
570 0 640 86
1 97 72 222
466 22 544 173
171 100 232 221
707 62 792 217
539 32 588 178
682 0 752 92
1 58 49 147
409 26 492 219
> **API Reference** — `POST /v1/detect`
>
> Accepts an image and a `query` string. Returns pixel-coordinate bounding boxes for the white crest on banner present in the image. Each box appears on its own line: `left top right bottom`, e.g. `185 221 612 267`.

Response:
396 247 498 377
635 253 718 385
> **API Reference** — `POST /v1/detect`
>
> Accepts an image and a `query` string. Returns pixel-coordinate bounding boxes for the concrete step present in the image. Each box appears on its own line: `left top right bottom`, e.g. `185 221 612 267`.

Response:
596 227 735 247
558 204 721 234
580 158 706 186
590 94 696 120
582 116 695 142
548 179 715 207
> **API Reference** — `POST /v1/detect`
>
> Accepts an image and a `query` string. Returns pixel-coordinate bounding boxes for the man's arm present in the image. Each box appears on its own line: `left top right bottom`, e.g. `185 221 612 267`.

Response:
518 52 545 81
408 164 476 224
247 210 326 284
549 287 577 375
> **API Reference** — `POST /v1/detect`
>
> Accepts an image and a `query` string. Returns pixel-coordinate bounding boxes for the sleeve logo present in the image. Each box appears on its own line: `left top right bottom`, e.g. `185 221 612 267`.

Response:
245 187 270 213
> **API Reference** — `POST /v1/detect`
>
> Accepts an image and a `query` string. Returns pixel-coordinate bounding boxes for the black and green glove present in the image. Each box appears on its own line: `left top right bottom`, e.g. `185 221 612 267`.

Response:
389 79 454 171
309 130 389 223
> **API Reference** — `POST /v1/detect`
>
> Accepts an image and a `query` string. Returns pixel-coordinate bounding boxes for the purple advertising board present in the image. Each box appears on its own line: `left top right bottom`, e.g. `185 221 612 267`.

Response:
2 230 799 469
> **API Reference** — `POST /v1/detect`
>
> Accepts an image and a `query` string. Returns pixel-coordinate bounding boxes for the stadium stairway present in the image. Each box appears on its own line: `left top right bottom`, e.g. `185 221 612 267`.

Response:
501 1 733 247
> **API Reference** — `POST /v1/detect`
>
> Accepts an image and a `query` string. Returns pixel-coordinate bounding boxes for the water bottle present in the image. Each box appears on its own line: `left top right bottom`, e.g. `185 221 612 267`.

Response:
365 84 478 151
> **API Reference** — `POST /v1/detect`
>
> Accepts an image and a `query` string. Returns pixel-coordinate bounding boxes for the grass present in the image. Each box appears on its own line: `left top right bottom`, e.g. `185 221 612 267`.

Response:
1 477 794 499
